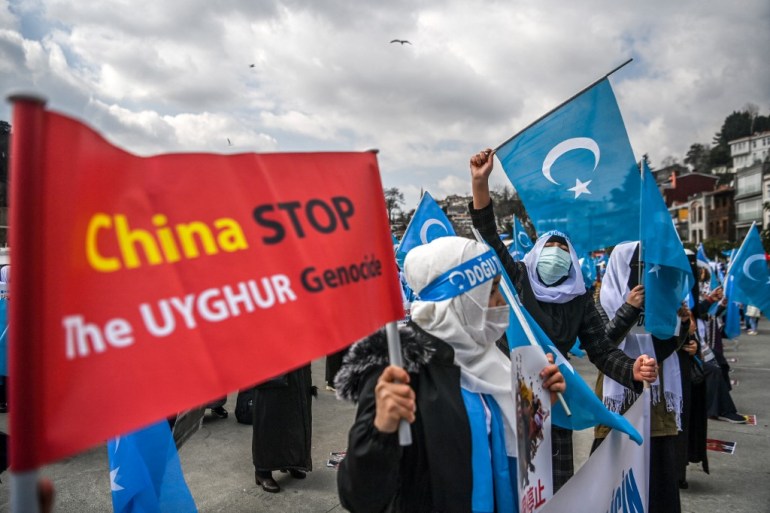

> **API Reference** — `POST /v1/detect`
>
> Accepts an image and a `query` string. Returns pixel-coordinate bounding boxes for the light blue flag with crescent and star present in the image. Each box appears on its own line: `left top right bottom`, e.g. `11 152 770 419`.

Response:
641 162 694 339
396 191 456 263
726 223 770 315
108 420 197 513
495 78 640 255
508 216 534 261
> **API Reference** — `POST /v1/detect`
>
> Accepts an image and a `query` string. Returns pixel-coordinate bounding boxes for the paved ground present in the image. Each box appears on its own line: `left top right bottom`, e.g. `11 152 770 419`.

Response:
1 324 768 512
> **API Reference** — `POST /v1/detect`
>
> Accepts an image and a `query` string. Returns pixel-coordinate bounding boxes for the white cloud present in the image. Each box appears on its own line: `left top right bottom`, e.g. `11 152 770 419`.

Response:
0 0 768 214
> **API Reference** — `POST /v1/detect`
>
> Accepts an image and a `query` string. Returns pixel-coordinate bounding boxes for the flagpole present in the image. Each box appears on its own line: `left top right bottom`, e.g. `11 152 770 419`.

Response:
495 58 633 152
7 93 48 513
472 229 571 416
385 322 413 446
638 162 645 286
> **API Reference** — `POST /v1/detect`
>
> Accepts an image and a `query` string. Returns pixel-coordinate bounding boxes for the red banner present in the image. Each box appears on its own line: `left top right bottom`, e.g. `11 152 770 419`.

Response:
9 98 403 470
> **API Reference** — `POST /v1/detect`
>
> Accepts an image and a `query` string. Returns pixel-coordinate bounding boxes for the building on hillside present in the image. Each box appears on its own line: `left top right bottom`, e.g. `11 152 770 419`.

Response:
652 163 688 186
704 186 735 242
734 161 765 240
441 194 474 237
660 172 720 208
688 195 707 244
764 172 770 230
668 202 689 242
729 130 770 170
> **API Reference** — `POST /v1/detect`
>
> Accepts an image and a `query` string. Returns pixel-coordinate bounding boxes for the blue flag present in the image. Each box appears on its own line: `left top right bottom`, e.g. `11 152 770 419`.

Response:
579 255 597 289
501 273 641 443
723 276 742 339
396 191 455 263
641 162 694 339
697 243 721 290
726 224 770 315
696 243 709 265
495 79 640 255
108 421 197 513
509 216 534 261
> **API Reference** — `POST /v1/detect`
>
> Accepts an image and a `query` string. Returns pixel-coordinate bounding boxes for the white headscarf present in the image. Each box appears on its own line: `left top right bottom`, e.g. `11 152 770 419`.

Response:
0 265 8 296
405 236 517 456
522 231 586 304
600 241 682 430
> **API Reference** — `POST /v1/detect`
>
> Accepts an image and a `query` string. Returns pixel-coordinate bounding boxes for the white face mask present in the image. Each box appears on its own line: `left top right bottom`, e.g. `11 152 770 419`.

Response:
537 246 572 286
482 304 510 344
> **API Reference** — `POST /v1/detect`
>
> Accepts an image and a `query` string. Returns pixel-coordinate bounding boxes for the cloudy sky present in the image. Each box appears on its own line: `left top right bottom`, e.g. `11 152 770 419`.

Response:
2 0 769 209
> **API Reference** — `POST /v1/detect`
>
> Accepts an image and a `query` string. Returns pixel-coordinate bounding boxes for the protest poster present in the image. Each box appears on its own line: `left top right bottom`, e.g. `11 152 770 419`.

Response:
9 98 403 469
540 389 650 513
512 345 553 513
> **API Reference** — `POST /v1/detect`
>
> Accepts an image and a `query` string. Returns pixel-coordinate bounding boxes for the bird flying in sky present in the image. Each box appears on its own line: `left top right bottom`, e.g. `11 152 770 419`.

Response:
390 39 411 45
227 138 232 146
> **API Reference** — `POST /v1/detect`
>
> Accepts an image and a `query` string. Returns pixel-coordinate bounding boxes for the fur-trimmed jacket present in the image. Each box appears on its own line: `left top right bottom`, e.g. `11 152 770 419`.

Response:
335 322 473 513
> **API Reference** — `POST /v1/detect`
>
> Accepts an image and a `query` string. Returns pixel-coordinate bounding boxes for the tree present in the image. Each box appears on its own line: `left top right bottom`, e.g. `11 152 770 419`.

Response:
660 156 679 168
383 187 404 224
709 108 770 168
684 143 711 172
489 185 533 236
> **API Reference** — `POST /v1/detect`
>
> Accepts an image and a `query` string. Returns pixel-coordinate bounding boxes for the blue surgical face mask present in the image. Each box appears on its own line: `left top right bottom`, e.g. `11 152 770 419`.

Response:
536 246 572 286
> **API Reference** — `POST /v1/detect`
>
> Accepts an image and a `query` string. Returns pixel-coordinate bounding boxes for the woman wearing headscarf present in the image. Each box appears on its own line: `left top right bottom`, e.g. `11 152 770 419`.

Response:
469 149 658 490
594 241 688 513
335 236 565 513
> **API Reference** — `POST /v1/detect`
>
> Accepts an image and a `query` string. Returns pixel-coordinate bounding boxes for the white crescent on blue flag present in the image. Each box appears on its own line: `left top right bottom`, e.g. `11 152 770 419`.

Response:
509 216 534 261
396 191 456 262
641 162 694 339
108 420 198 513
495 79 640 255
726 223 770 315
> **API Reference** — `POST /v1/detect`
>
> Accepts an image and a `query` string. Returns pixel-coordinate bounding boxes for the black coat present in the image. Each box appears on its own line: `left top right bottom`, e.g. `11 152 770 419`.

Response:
251 365 313 472
335 323 473 513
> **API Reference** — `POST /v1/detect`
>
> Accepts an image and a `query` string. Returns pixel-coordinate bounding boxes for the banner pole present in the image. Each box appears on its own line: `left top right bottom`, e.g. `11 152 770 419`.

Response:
7 93 48 513
472 228 571 416
385 321 413 445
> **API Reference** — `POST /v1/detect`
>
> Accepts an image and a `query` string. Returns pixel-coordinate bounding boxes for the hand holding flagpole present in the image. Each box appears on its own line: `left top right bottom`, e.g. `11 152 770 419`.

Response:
385 322 413 446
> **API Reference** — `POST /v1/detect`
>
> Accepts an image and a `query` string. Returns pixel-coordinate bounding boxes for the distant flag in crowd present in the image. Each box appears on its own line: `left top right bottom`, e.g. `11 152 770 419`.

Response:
509 216 534 261
696 243 709 265
641 162 694 339
698 243 722 290
396 191 456 263
108 421 197 513
579 256 596 289
495 78 640 255
726 223 770 315
723 276 743 339
501 272 641 443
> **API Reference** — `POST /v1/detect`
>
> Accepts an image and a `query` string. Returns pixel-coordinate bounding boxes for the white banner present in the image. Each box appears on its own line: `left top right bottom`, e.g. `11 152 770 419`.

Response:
512 346 553 513
539 388 650 513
